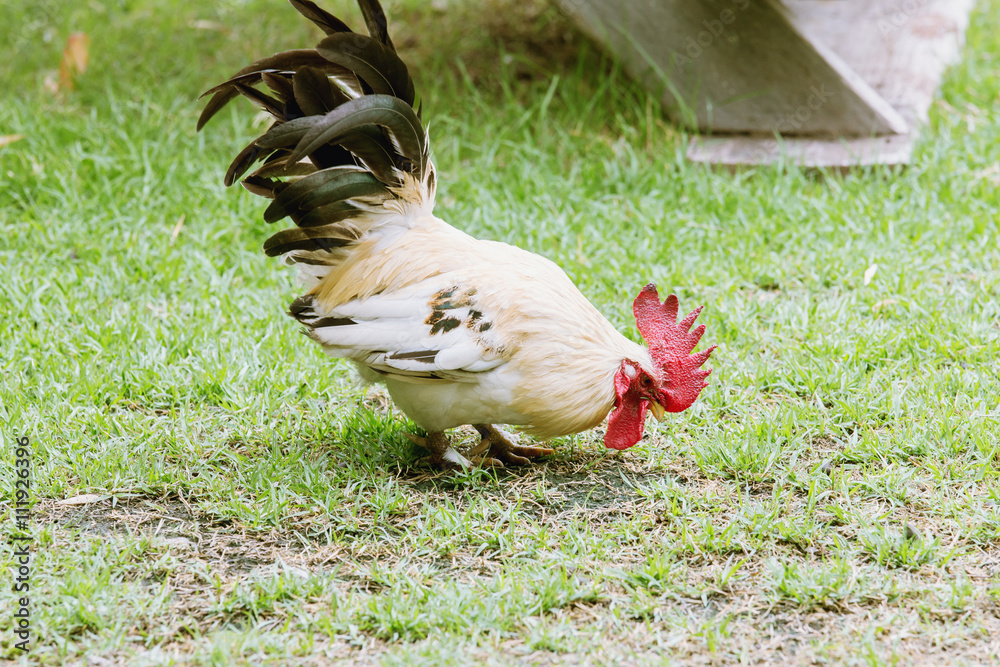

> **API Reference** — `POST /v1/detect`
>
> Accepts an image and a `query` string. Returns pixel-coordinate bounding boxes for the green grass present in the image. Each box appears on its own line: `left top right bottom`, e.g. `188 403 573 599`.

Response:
2 0 1000 664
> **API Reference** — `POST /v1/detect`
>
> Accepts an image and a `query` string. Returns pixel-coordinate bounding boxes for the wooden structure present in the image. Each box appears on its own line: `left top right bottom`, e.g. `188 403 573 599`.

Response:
556 0 975 167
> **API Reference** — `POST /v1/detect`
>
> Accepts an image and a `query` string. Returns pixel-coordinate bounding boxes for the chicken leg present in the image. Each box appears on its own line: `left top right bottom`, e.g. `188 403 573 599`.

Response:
416 431 473 469
411 426 554 469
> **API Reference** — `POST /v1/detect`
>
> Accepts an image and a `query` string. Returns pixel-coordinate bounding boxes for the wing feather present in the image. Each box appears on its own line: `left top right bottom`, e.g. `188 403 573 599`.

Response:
290 282 505 380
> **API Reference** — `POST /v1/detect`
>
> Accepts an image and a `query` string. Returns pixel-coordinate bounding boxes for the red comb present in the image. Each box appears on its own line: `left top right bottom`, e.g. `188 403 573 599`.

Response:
633 284 717 412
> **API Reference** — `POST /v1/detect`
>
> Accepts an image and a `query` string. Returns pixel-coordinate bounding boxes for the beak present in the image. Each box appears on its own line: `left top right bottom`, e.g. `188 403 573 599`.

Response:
647 400 666 423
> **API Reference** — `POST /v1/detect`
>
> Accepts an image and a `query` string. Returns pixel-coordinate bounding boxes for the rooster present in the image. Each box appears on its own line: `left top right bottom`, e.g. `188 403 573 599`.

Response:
199 0 716 467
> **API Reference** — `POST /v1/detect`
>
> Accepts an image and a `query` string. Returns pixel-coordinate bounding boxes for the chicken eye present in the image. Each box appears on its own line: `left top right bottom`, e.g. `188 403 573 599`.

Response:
640 376 652 388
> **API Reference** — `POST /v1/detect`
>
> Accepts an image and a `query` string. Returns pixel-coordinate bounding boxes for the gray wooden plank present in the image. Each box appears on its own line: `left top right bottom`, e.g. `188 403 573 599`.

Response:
684 0 974 166
687 134 914 168
557 0 908 136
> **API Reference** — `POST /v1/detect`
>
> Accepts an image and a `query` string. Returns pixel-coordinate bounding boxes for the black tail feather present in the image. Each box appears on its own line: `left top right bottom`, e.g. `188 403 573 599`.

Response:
232 83 286 120
288 0 353 35
242 175 285 199
263 224 361 257
250 159 318 180
336 125 402 185
198 50 351 130
264 170 389 223
316 33 413 104
292 66 349 116
225 140 268 187
200 0 431 264
287 95 424 174
357 0 395 51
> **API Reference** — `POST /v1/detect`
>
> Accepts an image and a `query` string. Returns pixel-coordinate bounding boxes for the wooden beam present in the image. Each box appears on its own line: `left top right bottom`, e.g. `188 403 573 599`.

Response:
557 0 908 136
556 0 975 166
687 0 975 166
687 134 914 169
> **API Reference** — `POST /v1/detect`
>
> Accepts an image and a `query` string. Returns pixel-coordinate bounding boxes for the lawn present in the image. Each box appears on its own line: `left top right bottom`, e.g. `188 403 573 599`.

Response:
2 0 999 664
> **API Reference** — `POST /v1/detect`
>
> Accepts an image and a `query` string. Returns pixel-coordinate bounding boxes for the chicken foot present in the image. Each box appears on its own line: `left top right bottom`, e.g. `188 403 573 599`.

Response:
471 424 555 466
410 426 553 469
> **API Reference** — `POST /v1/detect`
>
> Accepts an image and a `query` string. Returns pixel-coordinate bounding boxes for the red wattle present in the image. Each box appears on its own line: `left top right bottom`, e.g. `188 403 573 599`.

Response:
604 366 649 450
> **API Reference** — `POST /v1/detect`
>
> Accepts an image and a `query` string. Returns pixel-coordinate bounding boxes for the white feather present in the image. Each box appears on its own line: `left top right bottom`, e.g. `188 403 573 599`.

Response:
302 276 505 382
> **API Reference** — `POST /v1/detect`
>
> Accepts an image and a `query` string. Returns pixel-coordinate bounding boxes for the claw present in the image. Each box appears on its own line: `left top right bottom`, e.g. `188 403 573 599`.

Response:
467 438 490 458
404 433 427 447
473 425 554 466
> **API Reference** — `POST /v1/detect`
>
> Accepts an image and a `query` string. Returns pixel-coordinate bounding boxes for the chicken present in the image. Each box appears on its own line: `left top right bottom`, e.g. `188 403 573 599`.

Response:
199 0 716 467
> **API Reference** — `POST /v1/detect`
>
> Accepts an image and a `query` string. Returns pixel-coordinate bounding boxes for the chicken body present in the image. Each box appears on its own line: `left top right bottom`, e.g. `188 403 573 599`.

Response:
200 0 713 466
296 209 652 436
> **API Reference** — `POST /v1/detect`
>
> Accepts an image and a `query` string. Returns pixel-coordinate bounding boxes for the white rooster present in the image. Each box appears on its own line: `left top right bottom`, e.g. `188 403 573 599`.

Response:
199 0 716 467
